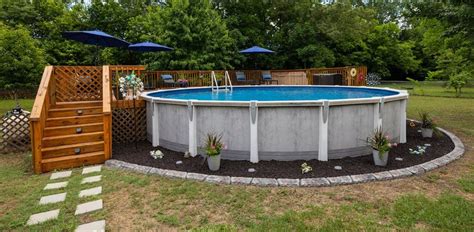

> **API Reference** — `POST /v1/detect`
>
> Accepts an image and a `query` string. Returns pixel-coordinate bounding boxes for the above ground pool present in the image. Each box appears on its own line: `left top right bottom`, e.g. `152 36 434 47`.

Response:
142 86 408 162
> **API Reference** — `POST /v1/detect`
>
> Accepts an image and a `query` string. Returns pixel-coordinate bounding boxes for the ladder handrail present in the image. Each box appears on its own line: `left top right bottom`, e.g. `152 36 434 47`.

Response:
225 70 233 92
211 70 232 93
211 71 219 92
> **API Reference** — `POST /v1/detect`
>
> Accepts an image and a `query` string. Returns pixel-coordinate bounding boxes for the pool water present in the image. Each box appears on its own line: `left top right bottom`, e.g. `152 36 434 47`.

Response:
148 86 398 101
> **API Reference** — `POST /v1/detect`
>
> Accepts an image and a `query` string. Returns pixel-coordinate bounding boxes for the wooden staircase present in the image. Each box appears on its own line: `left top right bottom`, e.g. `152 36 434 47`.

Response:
30 66 112 173
40 101 105 171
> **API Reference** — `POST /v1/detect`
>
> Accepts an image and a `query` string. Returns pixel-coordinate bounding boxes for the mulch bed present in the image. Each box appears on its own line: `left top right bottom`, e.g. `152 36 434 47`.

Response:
112 121 454 179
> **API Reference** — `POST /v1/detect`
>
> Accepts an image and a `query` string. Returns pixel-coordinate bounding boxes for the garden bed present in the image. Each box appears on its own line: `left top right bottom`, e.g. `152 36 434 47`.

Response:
113 121 454 179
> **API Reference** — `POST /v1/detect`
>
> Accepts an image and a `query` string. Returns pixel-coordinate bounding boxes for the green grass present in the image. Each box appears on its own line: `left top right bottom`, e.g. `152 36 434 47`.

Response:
1 85 474 230
0 99 34 115
0 154 104 231
380 82 474 98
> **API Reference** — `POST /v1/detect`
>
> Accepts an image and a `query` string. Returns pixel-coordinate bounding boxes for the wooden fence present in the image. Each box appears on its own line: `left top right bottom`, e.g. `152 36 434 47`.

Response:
114 66 367 90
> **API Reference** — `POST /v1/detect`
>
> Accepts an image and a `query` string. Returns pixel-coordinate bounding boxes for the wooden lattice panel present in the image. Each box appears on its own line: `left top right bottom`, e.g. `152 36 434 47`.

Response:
0 110 31 153
112 101 146 144
54 66 103 102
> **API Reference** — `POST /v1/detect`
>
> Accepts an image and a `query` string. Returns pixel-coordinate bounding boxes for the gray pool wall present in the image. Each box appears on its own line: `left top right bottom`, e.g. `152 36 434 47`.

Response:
144 86 408 162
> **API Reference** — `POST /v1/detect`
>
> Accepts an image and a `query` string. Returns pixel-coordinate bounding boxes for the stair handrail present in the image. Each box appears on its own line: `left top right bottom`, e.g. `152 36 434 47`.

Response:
30 66 53 121
102 65 112 160
30 66 54 173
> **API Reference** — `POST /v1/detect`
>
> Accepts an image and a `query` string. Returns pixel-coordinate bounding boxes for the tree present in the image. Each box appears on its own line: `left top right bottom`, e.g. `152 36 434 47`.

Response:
128 0 236 70
0 24 45 88
364 23 419 78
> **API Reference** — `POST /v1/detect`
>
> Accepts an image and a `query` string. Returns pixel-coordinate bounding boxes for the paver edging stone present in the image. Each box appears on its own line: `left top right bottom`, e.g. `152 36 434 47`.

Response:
104 126 464 187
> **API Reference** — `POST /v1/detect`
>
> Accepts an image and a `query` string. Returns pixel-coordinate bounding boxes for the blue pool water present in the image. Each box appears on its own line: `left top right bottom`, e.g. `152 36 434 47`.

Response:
148 86 398 101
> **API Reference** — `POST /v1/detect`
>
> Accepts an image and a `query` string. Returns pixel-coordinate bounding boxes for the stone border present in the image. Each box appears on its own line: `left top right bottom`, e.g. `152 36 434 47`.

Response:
105 126 464 187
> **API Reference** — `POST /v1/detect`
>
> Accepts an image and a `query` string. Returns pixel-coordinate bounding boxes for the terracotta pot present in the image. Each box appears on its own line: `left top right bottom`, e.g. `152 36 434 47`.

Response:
207 154 221 171
421 128 433 138
372 150 389 166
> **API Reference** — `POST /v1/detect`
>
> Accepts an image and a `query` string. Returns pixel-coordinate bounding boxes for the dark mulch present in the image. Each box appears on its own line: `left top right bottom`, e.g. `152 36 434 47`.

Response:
113 121 454 178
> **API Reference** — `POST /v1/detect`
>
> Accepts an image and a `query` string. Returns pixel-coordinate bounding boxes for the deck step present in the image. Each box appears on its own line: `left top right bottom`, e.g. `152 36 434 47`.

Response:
42 132 104 147
41 141 104 159
52 101 102 109
48 106 103 117
41 151 105 172
46 115 102 127
44 123 103 137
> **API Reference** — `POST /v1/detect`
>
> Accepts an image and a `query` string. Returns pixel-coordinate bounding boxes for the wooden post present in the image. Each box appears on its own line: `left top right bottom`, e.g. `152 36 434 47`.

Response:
102 65 112 160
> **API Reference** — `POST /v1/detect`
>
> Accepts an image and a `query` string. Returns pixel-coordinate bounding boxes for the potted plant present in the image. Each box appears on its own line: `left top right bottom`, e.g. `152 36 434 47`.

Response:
204 133 224 171
367 128 397 166
419 112 437 138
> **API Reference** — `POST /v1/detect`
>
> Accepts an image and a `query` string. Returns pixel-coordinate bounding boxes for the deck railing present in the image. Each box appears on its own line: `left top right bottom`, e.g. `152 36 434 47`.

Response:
30 66 54 173
113 66 367 92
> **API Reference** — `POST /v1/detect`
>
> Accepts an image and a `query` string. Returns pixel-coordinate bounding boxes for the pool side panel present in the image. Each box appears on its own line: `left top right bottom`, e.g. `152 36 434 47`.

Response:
158 104 189 147
258 107 319 155
382 101 401 141
196 106 250 152
328 104 374 152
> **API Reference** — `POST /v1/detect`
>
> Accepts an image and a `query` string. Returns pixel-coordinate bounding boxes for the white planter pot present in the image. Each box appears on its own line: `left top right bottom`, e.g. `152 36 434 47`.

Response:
421 128 433 138
372 150 389 166
207 154 221 171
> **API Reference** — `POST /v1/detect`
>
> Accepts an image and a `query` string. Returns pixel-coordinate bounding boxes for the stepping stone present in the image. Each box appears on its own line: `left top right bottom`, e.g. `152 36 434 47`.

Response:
27 209 60 225
75 199 103 215
75 220 105 232
81 175 101 184
82 165 102 175
50 171 72 180
39 192 67 205
79 186 102 198
44 181 68 190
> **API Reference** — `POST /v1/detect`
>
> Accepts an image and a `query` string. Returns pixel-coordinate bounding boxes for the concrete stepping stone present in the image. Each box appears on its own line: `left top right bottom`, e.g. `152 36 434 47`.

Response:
79 186 102 198
44 181 68 190
27 209 60 225
82 165 102 175
50 171 72 180
81 175 101 184
75 220 105 232
39 192 67 205
75 199 103 215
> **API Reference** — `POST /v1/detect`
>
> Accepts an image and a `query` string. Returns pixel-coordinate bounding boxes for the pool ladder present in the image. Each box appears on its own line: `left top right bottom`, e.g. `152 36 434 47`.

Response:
211 71 233 93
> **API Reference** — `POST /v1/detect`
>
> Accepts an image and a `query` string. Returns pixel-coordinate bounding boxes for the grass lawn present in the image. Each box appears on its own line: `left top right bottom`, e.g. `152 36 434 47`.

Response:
0 99 34 115
379 82 474 99
0 87 473 230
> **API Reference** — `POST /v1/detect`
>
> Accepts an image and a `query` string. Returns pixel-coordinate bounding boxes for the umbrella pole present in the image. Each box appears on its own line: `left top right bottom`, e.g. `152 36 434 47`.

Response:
95 45 99 66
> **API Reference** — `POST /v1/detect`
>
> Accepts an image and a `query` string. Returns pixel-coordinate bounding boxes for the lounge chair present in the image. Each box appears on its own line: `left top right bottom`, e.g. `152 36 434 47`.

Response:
236 71 258 85
261 71 278 85
161 74 176 87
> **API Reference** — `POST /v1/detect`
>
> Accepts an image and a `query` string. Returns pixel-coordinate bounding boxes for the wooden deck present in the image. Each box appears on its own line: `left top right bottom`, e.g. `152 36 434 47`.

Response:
30 65 367 173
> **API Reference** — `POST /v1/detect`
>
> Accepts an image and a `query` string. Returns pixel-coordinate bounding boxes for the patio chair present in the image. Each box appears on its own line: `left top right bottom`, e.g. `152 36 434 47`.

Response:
261 71 278 85
161 74 176 87
236 71 258 85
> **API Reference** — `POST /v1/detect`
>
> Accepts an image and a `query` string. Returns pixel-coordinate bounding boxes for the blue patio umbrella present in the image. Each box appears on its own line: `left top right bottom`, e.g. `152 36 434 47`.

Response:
239 45 275 54
128 41 173 52
239 46 275 69
62 30 130 64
